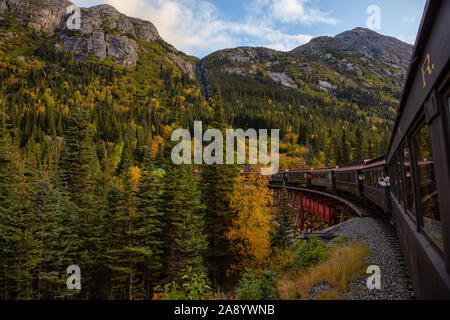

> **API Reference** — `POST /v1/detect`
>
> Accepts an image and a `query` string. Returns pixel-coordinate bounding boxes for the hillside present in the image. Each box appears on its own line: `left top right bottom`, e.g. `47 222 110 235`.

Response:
0 0 211 154
0 0 412 168
199 28 412 166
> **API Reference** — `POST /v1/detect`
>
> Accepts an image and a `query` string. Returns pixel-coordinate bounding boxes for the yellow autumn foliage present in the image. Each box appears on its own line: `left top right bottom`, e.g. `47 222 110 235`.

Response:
129 166 142 191
226 171 273 275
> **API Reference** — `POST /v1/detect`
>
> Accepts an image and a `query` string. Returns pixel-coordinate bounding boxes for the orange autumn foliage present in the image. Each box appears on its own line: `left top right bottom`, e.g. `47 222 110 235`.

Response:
226 171 273 275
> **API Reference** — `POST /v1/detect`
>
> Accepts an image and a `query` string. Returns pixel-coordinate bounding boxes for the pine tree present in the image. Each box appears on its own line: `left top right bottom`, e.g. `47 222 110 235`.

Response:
273 182 292 248
22 178 78 300
354 127 364 162
201 91 237 286
161 162 208 282
104 184 127 299
116 139 134 176
59 107 102 299
0 112 16 300
60 107 97 206
134 149 165 297
367 136 376 160
340 130 351 165
104 172 153 300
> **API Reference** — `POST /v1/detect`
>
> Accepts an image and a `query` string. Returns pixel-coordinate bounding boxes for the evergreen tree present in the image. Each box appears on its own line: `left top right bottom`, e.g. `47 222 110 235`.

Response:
273 182 292 248
340 130 351 165
134 149 165 297
116 139 134 176
201 91 237 286
22 178 78 300
60 107 97 206
161 162 208 282
354 127 364 162
0 112 16 300
367 136 376 159
59 107 102 299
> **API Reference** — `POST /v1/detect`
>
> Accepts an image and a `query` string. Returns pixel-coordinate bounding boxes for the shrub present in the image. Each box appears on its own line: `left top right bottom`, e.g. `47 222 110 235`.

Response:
153 267 212 300
293 239 328 271
236 270 278 300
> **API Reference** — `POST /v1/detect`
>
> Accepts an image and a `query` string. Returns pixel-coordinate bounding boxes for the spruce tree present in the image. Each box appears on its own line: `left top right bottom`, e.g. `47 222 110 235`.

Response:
116 139 134 176
0 112 16 300
159 99 208 284
201 91 237 286
354 127 364 162
22 178 79 300
59 107 102 299
273 182 292 248
341 130 351 165
161 162 208 282
135 149 165 297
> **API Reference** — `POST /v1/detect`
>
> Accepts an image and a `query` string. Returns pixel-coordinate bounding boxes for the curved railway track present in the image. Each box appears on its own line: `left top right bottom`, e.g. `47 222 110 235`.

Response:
271 184 415 299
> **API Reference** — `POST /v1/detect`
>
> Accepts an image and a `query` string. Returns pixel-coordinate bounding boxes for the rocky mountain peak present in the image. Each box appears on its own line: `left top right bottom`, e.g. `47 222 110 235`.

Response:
90 4 120 14
0 0 168 68
291 27 413 70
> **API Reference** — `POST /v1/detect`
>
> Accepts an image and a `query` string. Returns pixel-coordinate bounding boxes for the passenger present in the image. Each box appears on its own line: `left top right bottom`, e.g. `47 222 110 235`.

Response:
378 177 389 189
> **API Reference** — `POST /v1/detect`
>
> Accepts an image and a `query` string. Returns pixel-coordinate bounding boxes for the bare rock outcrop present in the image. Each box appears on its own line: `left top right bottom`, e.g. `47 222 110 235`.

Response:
0 1 163 67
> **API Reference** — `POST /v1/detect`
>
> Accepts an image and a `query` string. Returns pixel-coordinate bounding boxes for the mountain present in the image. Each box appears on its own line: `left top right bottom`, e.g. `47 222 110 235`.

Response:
0 0 210 153
0 0 412 167
0 0 195 74
291 27 413 70
200 28 412 95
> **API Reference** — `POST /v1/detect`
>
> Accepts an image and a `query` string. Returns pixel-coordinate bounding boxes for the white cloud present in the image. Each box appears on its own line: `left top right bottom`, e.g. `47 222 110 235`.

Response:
402 15 417 24
270 0 339 25
397 35 416 45
72 0 335 56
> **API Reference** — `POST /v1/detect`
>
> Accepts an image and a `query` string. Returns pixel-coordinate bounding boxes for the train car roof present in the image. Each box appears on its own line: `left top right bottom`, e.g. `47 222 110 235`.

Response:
387 0 450 161
334 165 365 172
287 169 312 173
365 155 386 166
311 167 336 172
361 160 387 171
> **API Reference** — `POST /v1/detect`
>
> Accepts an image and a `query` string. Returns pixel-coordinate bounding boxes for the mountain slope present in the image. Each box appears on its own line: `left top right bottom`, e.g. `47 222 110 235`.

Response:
0 0 413 167
198 28 412 166
0 0 209 151
291 27 412 70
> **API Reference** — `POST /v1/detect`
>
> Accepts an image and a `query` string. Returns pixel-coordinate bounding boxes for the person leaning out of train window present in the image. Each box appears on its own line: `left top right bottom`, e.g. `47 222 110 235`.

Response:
378 176 389 189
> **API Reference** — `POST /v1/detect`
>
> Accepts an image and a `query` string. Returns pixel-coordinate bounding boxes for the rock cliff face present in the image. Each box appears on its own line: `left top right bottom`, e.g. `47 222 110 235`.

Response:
57 4 161 67
0 0 197 71
0 0 73 34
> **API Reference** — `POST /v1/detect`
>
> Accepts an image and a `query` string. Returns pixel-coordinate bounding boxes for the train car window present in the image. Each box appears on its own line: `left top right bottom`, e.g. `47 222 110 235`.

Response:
391 165 397 194
413 123 443 250
403 147 415 213
394 153 405 203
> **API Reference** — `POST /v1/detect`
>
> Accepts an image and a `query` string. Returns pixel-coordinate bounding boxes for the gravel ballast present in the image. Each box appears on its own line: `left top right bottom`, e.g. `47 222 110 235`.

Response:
321 217 413 300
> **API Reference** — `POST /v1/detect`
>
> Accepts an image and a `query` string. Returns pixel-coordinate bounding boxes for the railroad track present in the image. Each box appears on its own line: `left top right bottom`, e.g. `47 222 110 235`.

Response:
372 218 416 299
275 185 416 299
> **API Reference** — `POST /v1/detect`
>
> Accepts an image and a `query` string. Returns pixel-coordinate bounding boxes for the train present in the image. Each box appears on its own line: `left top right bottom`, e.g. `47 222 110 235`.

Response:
271 157 390 213
271 0 450 299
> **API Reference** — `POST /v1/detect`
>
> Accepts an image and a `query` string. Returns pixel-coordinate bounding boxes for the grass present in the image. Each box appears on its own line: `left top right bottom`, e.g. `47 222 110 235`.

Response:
278 242 370 300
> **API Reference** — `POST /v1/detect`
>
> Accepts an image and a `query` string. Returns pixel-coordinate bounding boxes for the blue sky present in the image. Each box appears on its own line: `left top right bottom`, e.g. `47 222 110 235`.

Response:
72 0 426 58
